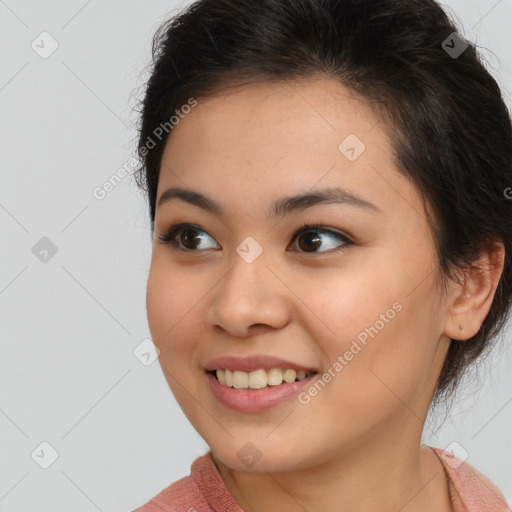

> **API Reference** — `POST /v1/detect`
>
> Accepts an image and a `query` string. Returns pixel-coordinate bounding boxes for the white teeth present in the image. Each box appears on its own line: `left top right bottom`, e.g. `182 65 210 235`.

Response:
217 369 226 385
248 369 267 389
232 370 248 389
214 368 314 389
267 368 283 385
283 369 296 383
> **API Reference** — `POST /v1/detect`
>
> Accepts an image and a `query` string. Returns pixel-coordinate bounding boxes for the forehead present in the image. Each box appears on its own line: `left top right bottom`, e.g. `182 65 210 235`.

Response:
164 77 382 161
157 77 422 221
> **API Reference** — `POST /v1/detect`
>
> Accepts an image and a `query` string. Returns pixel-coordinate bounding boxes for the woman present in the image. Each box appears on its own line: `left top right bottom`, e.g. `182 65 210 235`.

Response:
132 0 512 510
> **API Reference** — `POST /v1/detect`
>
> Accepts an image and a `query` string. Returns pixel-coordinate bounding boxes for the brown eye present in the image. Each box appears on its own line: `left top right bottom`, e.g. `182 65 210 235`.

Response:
290 225 352 253
158 223 353 254
297 231 323 252
157 224 220 251
178 228 204 249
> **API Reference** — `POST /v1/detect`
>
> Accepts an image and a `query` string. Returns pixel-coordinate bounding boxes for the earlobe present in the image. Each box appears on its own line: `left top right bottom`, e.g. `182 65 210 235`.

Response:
443 242 505 341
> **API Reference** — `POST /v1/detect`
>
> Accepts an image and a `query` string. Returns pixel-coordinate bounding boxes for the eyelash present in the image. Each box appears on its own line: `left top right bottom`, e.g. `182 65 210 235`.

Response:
156 221 354 254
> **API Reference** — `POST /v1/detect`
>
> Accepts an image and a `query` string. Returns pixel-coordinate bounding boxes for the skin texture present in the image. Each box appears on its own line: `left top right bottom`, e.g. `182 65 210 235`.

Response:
146 77 505 512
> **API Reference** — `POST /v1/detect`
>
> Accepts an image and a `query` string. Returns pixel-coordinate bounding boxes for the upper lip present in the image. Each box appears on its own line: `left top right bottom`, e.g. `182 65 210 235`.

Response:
204 355 319 373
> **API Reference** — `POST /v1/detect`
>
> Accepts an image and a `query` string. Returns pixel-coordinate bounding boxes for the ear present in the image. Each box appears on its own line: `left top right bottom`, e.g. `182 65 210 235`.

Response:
443 241 505 341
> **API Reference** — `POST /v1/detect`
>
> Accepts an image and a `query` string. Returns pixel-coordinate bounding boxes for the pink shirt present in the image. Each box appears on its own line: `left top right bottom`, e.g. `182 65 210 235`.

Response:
133 446 510 511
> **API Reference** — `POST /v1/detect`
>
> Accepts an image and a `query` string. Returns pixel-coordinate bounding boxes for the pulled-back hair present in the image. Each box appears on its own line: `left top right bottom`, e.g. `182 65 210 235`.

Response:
134 0 512 409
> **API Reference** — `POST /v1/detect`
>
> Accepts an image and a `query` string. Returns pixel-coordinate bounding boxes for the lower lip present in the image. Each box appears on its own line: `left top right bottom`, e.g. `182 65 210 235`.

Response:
206 371 318 412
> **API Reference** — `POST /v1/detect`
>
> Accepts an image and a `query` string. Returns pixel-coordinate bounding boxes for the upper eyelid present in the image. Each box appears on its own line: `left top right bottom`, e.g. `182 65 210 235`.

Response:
160 223 350 238
158 222 353 247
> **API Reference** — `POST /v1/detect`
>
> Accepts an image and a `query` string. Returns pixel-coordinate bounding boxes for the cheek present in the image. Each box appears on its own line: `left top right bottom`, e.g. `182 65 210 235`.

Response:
301 267 436 412
146 260 195 358
146 251 197 331
146 265 173 343
301 267 400 351
146 264 205 410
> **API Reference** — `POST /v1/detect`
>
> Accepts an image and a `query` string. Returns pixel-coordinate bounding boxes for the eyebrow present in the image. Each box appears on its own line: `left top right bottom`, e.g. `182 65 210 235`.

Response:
157 185 382 219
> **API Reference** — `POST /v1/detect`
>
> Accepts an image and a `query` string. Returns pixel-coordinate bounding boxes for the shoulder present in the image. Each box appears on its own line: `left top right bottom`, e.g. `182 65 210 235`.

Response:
131 453 213 512
431 446 510 512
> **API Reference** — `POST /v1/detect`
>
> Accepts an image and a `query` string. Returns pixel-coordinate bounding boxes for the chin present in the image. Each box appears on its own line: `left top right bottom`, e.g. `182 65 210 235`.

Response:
208 435 317 474
214 450 297 473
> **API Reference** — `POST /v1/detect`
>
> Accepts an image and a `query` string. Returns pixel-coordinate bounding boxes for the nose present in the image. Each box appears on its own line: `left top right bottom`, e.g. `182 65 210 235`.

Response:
207 246 292 338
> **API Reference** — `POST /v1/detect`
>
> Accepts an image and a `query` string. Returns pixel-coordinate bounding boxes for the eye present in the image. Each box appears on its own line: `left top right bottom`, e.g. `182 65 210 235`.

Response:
156 222 353 254
157 223 220 251
288 223 353 253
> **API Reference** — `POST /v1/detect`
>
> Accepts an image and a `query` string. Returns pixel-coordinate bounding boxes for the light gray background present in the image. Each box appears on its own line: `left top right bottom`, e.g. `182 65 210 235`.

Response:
1 1 511 511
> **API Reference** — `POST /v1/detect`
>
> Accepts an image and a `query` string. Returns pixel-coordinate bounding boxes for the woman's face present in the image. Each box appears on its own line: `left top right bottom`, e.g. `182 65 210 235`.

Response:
146 77 452 472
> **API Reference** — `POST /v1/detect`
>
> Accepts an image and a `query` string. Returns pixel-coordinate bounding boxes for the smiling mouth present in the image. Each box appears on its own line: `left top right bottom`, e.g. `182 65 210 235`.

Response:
207 368 318 390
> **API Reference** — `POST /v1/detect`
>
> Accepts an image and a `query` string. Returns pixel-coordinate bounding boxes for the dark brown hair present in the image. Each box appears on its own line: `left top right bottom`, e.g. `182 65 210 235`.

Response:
133 0 512 409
